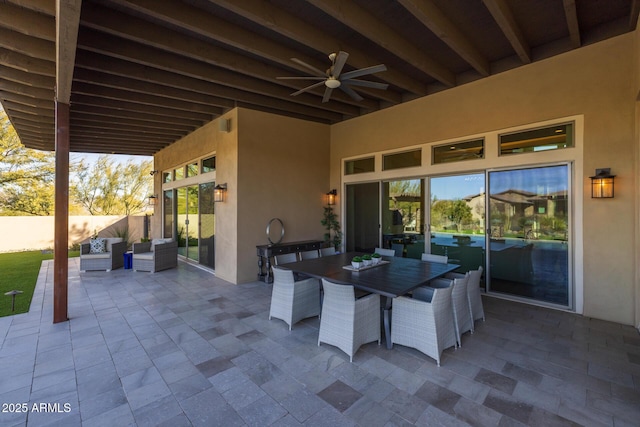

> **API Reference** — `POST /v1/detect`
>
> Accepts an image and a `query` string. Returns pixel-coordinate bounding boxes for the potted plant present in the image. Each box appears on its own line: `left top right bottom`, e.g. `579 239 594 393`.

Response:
321 205 343 251
351 256 363 269
362 254 373 266
371 252 382 264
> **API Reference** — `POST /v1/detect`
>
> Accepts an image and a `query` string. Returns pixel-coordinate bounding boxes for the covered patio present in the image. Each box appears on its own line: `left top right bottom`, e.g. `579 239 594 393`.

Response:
0 260 638 426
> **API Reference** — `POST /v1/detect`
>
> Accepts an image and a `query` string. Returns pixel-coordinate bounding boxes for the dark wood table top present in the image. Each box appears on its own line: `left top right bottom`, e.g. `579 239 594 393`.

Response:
280 252 460 299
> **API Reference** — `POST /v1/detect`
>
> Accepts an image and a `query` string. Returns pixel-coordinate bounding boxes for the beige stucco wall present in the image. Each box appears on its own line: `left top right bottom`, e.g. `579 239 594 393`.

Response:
331 33 638 326
235 108 330 283
153 109 329 284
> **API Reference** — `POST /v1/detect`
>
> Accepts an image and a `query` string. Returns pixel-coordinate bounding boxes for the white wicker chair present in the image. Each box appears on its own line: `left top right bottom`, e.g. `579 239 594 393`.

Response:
320 247 336 257
274 253 298 265
447 266 485 330
300 249 319 260
318 279 380 362
421 253 448 263
446 274 472 345
269 267 320 330
391 285 457 366
374 247 395 257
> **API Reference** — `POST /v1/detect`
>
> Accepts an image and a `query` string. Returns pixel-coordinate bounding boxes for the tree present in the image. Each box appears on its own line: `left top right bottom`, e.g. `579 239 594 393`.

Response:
0 109 57 215
431 199 473 232
73 155 153 215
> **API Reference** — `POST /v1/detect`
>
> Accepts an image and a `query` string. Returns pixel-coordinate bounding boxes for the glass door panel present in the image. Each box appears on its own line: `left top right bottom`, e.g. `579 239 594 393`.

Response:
429 173 486 273
382 179 424 258
346 182 380 253
176 186 200 262
199 182 215 269
163 190 173 239
487 165 570 307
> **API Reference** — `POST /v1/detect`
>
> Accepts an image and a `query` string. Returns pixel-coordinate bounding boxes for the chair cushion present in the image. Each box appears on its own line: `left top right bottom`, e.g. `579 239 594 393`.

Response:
104 237 123 252
82 252 111 259
89 238 106 254
151 238 173 251
133 253 154 260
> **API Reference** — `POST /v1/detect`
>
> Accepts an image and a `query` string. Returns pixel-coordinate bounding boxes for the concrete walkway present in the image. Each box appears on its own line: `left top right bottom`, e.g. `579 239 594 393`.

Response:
0 258 638 426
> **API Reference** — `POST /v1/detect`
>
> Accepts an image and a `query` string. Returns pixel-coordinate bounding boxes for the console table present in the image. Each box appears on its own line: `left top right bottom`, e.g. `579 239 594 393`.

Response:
256 240 323 283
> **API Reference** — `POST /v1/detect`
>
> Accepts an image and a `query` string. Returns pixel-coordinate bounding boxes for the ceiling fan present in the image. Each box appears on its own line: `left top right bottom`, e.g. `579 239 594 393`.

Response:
277 51 388 103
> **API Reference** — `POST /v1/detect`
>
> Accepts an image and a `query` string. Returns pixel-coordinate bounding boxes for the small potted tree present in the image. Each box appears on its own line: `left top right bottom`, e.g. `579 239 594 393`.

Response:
362 254 373 266
351 256 363 269
371 252 382 265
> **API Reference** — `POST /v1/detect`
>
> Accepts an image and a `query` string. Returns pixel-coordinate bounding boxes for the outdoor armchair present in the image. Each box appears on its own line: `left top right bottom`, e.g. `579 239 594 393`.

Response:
318 279 380 362
80 237 126 272
447 266 485 331
132 239 178 273
391 284 457 366
269 266 320 330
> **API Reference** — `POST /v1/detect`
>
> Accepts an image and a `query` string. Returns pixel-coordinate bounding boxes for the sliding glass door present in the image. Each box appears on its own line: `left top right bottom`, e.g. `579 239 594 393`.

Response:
176 186 199 262
429 173 486 273
199 182 215 269
487 165 570 306
381 179 424 258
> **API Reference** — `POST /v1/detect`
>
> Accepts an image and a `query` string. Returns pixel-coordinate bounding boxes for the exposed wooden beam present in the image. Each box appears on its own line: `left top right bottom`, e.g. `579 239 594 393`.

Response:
306 0 456 86
0 2 55 41
71 112 197 133
0 64 55 88
398 0 489 76
0 78 53 99
483 0 531 64
0 48 55 76
630 0 640 30
6 0 56 16
56 0 81 104
0 27 55 62
208 0 426 96
76 28 363 117
562 0 581 48
0 90 53 109
1 100 54 117
81 3 385 109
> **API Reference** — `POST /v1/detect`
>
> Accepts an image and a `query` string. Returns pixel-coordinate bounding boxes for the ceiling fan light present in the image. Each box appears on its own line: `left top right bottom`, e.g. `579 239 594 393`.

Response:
325 78 341 89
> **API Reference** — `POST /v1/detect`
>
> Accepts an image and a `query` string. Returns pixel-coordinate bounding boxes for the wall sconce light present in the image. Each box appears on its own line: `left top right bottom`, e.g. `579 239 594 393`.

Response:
150 170 158 176
148 194 158 206
214 183 227 202
589 168 616 198
326 189 337 206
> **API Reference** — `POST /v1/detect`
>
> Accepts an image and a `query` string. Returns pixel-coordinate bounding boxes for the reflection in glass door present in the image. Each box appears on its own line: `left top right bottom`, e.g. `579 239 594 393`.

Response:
487 165 570 307
176 186 199 262
429 174 486 273
381 179 424 258
199 183 215 269
346 182 380 253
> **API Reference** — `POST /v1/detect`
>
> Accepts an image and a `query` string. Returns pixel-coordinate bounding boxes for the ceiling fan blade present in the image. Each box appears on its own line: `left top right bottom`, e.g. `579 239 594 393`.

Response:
341 64 387 80
290 58 327 77
322 87 334 103
343 79 389 90
339 84 364 102
277 76 326 80
332 51 349 78
290 80 326 96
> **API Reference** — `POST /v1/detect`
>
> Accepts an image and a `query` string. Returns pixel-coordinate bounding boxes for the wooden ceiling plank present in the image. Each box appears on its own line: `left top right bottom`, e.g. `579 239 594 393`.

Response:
70 103 204 127
0 2 55 41
0 78 53 99
562 0 581 48
74 51 345 122
0 64 55 88
71 93 214 123
71 118 186 136
1 100 54 117
80 4 383 109
482 0 531 64
6 0 56 16
71 112 197 133
306 0 455 86
0 90 53 109
397 0 489 76
75 28 362 117
73 68 236 109
0 27 55 62
10 110 55 125
71 130 176 143
0 48 56 77
209 0 423 97
72 81 224 116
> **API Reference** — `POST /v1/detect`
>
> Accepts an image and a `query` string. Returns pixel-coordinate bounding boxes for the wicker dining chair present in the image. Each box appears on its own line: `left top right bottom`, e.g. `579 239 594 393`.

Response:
374 247 395 257
391 284 457 366
300 249 320 260
447 274 472 345
269 266 320 330
318 279 380 362
447 266 485 329
320 247 336 257
274 253 298 265
421 253 448 264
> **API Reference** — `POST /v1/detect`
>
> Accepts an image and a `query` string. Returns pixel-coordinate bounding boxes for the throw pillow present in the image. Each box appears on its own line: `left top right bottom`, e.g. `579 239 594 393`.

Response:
89 238 106 254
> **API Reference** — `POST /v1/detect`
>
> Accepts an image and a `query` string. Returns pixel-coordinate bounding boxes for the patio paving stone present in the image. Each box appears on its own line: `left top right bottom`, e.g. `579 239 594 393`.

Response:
0 258 638 426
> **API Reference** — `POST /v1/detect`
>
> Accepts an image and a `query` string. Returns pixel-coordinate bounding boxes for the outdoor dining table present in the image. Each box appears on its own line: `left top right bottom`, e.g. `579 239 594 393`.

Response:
279 251 460 349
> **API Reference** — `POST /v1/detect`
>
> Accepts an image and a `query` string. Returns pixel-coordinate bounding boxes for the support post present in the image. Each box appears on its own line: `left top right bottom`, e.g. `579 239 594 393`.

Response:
53 101 69 323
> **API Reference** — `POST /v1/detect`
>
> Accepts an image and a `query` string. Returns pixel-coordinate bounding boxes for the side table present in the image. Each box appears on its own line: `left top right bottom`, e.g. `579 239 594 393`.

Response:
123 251 133 269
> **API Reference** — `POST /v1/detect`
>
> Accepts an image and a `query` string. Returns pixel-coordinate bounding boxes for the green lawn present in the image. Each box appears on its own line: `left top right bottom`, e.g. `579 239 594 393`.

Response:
0 251 79 317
